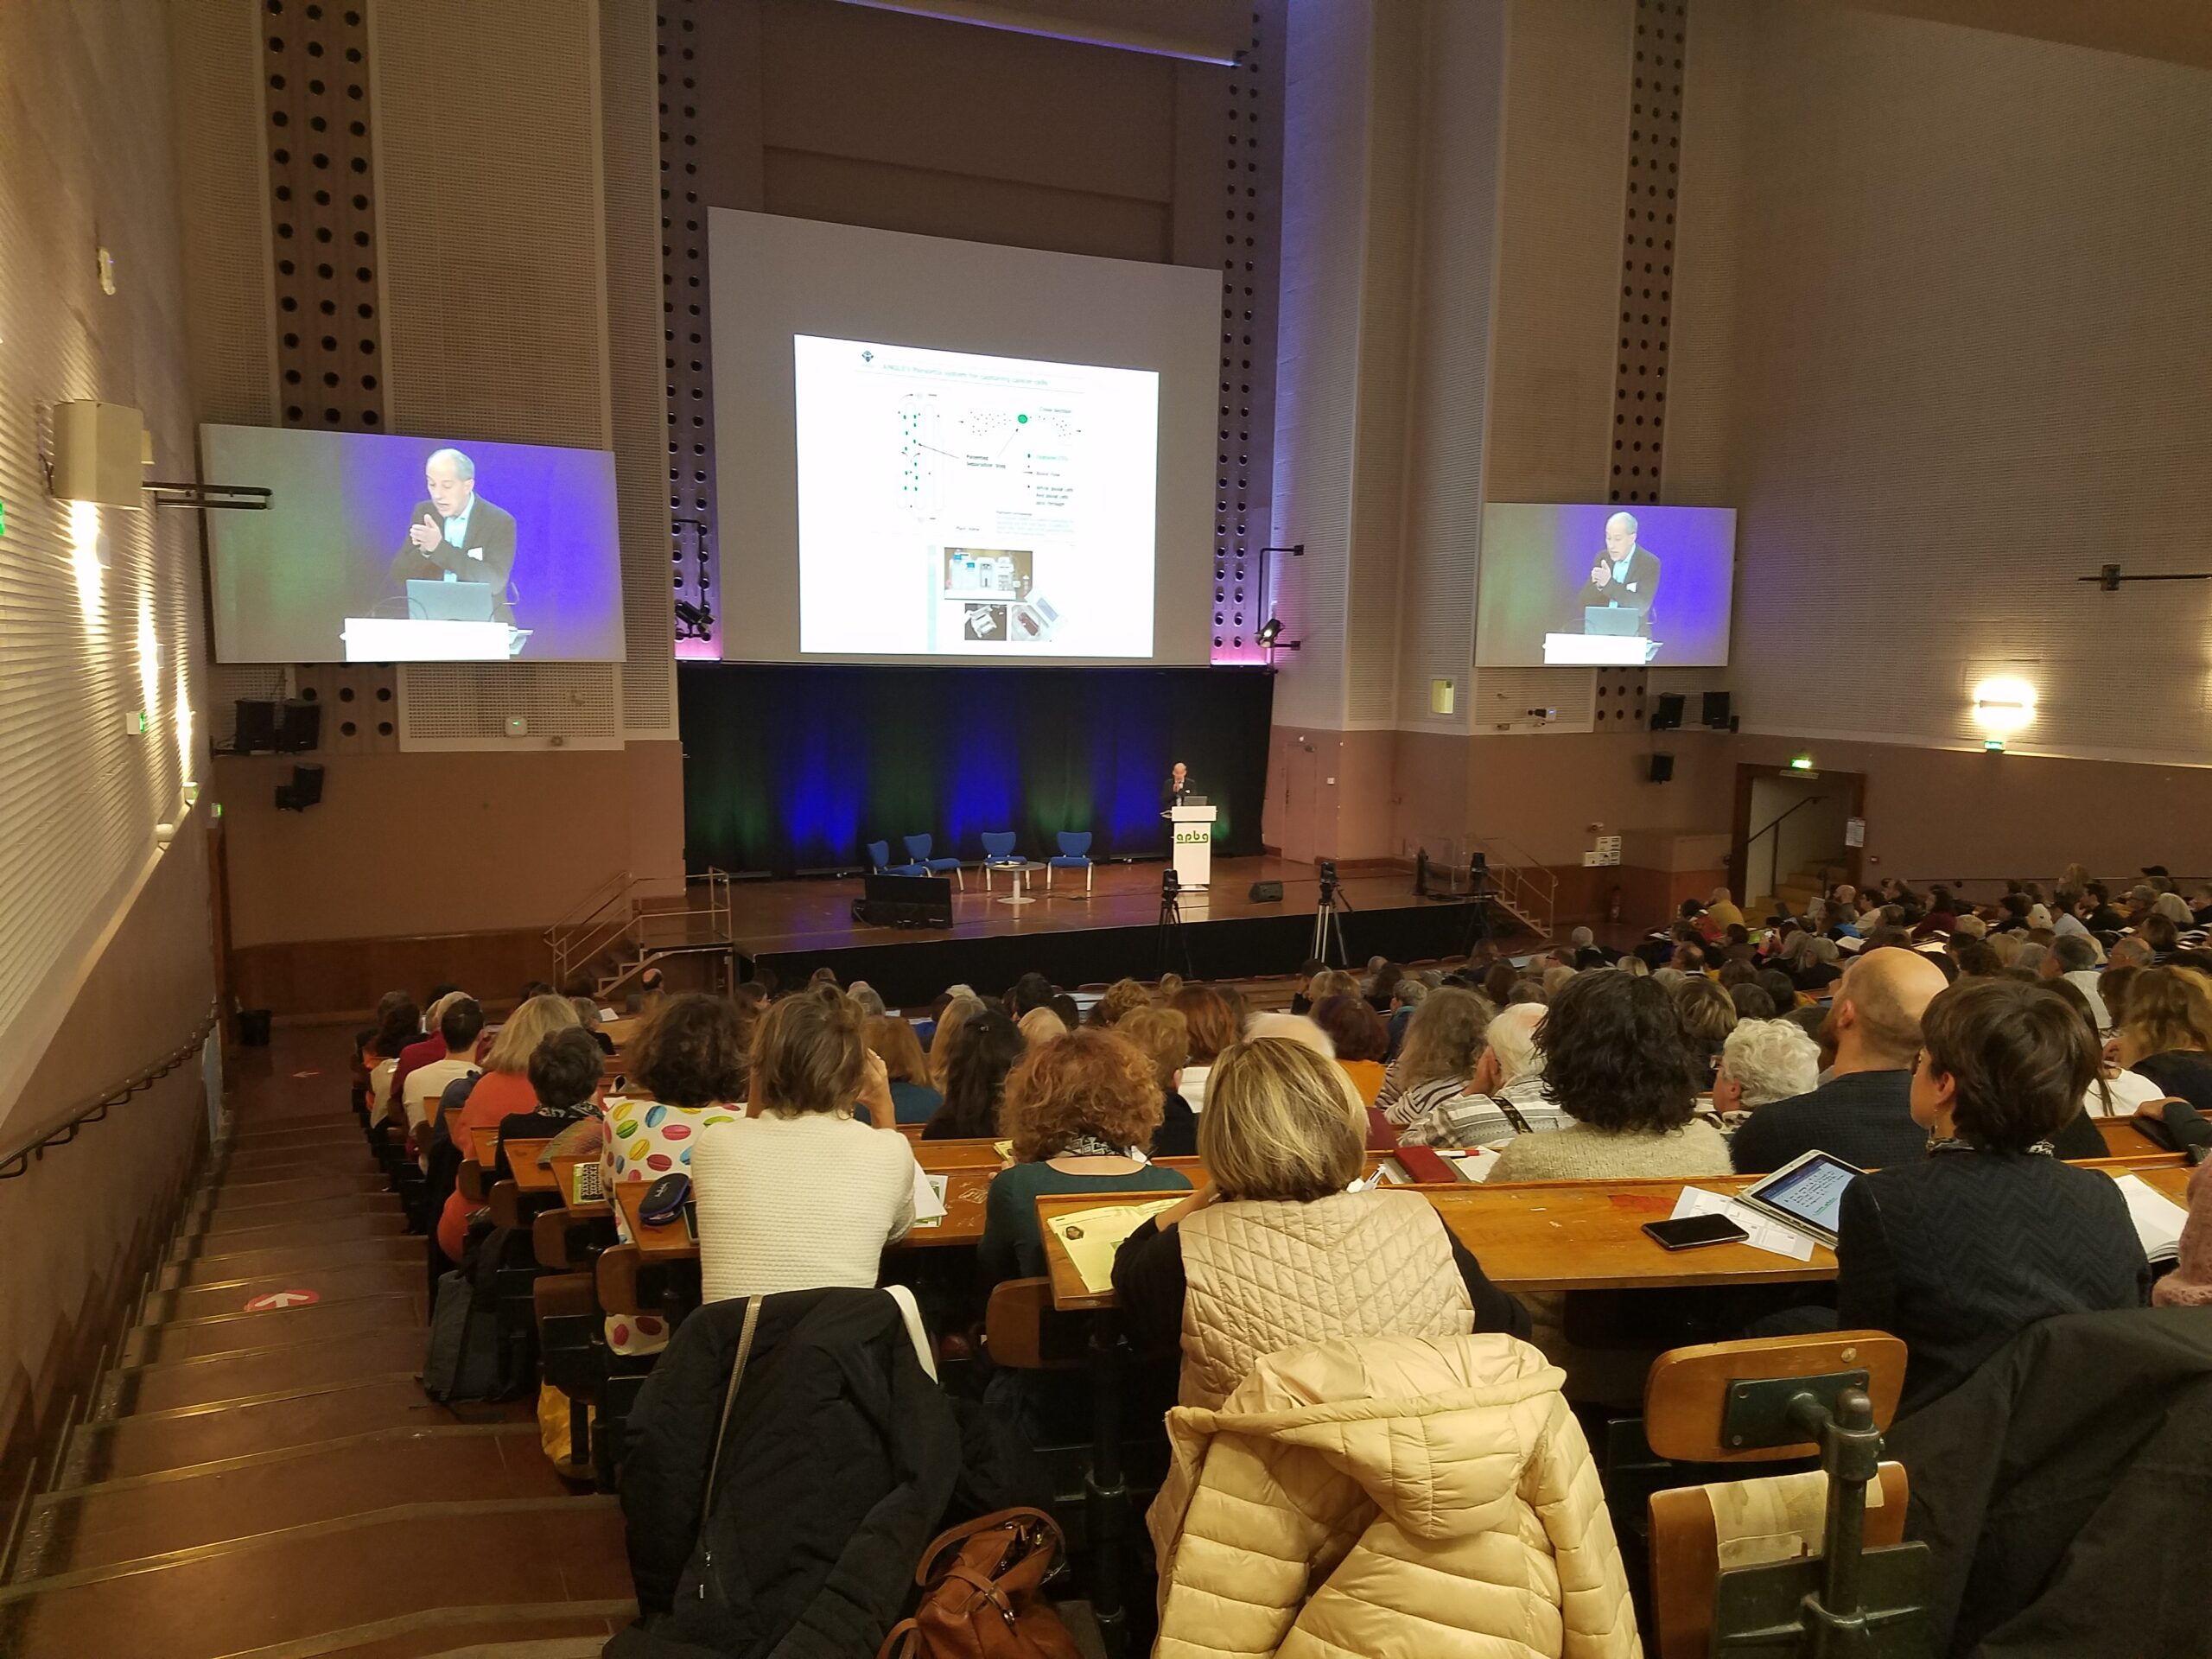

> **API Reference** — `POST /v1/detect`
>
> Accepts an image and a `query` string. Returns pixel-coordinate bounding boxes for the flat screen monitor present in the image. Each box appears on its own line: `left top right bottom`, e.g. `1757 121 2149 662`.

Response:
1476 503 1736 668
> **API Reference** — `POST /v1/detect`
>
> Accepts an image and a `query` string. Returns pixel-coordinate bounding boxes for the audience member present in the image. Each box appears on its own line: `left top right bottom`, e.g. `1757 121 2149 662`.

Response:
923 1008 1026 1138
1487 972 1730 1181
1479 960 1520 1007
1673 974 1738 1078
1086 979 1151 1028
364 995 421 1124
1116 1006 1198 1155
925 993 983 1089
1376 986 1495 1126
979 1029 1188 1291
863 1014 943 1125
1395 1001 1572 1149
1365 960 1406 1013
1705 887 1745 931
1754 968 1798 1011
1016 1005 1068 1046
2036 932 2108 1026
1288 957 1328 1015
1712 1018 1821 1120
1954 941 2002 979
1833 979 2149 1414
1170 986 1237 1113
1049 992 1081 1031
1729 984 1777 1021
401 996 486 1131
388 985 463 1118
1110 1037 1527 1408
1311 993 1389 1104
1793 934 1844 992
433 995 587 1260
1730 948 1949 1174
1008 971 1057 1018
693 989 915 1304
2112 967 2212 1115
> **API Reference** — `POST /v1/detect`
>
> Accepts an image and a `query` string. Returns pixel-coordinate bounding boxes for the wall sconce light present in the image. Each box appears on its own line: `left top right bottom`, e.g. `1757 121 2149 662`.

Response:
1971 676 2037 737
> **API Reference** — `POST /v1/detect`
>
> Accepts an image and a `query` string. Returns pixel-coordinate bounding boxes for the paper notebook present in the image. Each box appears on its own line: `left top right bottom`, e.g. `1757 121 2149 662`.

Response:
1669 1185 1816 1262
2108 1173 2188 1263
910 1166 950 1230
1046 1198 1184 1294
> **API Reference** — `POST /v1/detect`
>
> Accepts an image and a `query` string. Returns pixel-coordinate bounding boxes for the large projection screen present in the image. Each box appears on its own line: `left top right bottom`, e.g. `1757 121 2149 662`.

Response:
710 211 1220 665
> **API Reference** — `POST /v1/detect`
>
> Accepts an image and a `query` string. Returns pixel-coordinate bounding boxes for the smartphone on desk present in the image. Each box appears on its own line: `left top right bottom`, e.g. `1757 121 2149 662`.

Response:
1643 1214 1750 1251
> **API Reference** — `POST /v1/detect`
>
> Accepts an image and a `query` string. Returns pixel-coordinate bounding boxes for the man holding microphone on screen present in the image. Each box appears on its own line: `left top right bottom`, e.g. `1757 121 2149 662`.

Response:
1161 760 1196 812
1578 510 1660 635
386 447 519 624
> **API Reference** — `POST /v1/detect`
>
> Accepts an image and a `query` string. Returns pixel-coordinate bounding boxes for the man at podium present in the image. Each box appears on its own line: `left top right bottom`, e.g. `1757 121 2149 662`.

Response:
1161 760 1196 811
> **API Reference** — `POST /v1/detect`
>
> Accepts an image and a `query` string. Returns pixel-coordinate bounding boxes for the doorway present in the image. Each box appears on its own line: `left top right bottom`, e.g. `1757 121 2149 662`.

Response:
1279 744 1319 867
1730 764 1866 920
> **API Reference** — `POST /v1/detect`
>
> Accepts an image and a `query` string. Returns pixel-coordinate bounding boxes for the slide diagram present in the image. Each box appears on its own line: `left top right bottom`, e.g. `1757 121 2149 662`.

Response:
793 334 1158 658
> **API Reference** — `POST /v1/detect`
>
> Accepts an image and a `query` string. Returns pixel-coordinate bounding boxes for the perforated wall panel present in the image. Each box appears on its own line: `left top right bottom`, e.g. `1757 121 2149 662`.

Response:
1468 668 1598 734
1611 0 1688 506
658 0 720 658
396 662 624 750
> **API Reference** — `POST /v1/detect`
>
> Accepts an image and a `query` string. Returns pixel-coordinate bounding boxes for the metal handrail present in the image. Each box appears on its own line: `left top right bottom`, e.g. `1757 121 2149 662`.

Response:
0 1002 219 1181
1475 836 1558 940
1745 794 1828 856
549 869 738 991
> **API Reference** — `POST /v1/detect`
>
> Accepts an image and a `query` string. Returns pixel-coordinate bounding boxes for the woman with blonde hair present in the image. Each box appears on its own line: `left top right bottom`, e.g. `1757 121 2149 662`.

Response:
1111 1036 1526 1408
863 1014 942 1125
433 993 587 1260
1118 1005 1198 1154
1673 973 1738 1076
1377 986 1498 1125
927 993 984 1089
2113 967 2212 1115
1087 978 1152 1029
1017 1005 1069 1046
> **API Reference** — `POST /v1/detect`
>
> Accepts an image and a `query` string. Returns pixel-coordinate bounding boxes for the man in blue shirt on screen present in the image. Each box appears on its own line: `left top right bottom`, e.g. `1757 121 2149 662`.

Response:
1577 510 1660 634
386 447 518 623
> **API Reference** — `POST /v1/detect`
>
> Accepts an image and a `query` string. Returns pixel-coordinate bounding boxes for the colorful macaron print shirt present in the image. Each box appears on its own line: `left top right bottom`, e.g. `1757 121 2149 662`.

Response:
599 1094 740 1356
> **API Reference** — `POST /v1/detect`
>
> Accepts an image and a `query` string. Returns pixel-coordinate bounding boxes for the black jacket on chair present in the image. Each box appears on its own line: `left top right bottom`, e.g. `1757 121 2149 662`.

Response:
1888 1307 2212 1658
607 1288 961 1659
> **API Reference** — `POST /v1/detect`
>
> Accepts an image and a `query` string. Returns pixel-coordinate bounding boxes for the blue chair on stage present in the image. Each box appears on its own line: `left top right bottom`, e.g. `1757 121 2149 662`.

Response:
978 831 1026 895
903 833 965 891
867 839 929 878
1046 831 1094 895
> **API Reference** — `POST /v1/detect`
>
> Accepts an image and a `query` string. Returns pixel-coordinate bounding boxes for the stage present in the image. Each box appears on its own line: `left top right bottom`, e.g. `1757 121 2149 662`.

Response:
728 855 1528 1004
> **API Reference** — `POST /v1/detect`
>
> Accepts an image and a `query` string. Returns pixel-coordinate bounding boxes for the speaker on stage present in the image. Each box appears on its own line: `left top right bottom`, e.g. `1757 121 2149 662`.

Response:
1650 693 1685 731
1248 880 1283 903
852 874 954 929
1649 753 1675 784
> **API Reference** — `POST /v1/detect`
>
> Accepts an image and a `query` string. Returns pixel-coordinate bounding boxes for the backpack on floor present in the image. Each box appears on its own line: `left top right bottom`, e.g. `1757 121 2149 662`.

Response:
422 1224 531 1402
876 1508 1080 1659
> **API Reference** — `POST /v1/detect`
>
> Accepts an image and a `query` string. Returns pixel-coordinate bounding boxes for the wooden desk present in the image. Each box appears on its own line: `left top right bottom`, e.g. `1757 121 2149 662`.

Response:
2096 1118 2171 1161
506 1139 556 1195
601 1014 639 1049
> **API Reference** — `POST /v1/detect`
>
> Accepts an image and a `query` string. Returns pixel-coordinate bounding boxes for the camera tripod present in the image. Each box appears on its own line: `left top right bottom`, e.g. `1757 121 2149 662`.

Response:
1158 874 1194 977
1310 874 1352 967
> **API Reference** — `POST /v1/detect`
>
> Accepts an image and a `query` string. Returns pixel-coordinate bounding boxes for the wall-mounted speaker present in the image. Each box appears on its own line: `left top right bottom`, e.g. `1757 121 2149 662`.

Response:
1701 691 1732 729
234 700 279 753
1649 753 1675 784
275 762 325 811
1650 693 1685 731
274 699 322 754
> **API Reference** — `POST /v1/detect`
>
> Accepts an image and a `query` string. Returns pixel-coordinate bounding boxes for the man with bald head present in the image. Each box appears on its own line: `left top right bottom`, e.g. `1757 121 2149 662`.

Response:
386 447 519 623
1577 510 1661 633
1730 945 1951 1174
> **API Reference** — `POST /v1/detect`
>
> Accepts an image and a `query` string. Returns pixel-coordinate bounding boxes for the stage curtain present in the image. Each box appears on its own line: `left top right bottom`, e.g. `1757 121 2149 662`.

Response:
677 663 1274 874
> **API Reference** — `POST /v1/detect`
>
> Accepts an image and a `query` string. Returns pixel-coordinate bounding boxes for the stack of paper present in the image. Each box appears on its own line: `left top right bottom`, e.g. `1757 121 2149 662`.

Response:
1047 1198 1183 1294
910 1166 950 1230
2109 1173 2189 1262
1670 1186 1816 1262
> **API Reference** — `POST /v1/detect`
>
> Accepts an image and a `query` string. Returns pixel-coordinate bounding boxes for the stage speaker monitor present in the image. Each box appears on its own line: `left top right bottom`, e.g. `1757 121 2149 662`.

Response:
1650 693 1686 731
1248 880 1284 903
855 873 955 929
275 762 325 811
234 699 279 753
275 698 321 753
1701 691 1733 729
1649 753 1675 784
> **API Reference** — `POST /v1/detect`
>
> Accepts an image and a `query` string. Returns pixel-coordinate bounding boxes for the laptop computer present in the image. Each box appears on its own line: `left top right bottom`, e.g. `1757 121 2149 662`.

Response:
407 579 495 622
1584 605 1645 637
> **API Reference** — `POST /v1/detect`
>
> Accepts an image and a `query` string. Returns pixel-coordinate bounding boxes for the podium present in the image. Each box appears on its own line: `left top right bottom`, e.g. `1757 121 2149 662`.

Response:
1541 632 1657 666
340 618 526 662
1169 804 1217 890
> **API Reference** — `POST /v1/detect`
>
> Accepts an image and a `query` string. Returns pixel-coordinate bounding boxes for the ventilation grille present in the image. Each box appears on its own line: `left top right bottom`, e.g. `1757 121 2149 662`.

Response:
1611 0 1687 506
1469 668 1598 734
658 0 719 658
1212 3 1282 663
397 663 624 750
261 0 385 433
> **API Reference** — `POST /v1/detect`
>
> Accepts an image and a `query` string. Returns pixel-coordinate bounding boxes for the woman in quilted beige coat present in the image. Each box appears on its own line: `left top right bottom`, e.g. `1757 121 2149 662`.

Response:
1148 1332 1642 1658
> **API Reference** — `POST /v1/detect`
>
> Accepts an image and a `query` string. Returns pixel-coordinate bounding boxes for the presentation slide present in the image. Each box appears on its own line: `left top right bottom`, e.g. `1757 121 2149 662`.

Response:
202 425 626 664
1475 503 1736 669
711 210 1219 665
793 336 1158 657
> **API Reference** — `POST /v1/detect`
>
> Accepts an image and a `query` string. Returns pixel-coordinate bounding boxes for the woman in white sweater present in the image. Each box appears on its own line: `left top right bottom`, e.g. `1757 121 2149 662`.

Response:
692 986 918 1302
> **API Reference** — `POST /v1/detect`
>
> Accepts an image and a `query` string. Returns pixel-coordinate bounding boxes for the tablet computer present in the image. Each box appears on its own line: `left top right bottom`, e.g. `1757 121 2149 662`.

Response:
1738 1148 1864 1247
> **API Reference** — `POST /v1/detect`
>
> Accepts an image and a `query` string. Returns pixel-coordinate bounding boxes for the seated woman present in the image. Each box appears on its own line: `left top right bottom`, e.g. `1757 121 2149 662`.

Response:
1111 1037 1527 1408
864 1014 943 1125
2111 967 2212 1115
926 993 984 1090
1673 973 1738 1081
1376 986 1495 1125
692 987 916 1302
1114 1007 1199 1157
363 995 420 1128
1486 973 1732 1183
598 993 752 1355
435 994 587 1261
1836 978 2149 1414
1397 1001 1573 1149
977 1028 1190 1292
923 1009 1026 1140
1169 986 1237 1113
1311 993 1390 1105
1710 1016 1821 1129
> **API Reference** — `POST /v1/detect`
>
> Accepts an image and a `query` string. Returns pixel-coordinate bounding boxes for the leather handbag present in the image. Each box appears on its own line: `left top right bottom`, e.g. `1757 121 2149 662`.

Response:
875 1507 1079 1659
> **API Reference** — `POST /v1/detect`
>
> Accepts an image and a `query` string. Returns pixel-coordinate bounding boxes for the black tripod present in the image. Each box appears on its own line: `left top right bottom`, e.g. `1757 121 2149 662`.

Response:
1310 861 1352 967
1158 870 1193 977
1459 866 1497 959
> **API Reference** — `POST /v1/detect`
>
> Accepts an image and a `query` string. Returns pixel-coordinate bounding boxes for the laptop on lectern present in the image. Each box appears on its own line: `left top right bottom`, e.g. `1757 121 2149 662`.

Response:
407 579 496 622
1583 606 1644 637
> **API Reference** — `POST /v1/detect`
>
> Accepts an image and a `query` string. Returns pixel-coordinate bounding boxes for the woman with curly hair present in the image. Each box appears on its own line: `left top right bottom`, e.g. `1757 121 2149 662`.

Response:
1486 971 1729 1182
977 1028 1191 1290
1085 977 1152 1029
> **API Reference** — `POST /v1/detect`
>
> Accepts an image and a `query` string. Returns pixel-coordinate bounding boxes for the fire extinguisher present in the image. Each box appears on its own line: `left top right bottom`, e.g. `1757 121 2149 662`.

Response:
1607 886 1622 924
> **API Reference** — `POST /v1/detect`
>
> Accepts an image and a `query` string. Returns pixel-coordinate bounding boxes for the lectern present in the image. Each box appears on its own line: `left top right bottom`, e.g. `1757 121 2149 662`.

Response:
1169 803 1217 890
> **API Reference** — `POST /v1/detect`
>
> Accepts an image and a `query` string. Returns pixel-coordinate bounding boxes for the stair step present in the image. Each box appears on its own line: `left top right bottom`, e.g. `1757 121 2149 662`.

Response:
161 1235 420 1289
174 1213 412 1263
195 1194 403 1236
197 1171 389 1206
231 1109 359 1135
20 1427 560 1579
0 1498 632 1659
219 1148 373 1181
65 1376 516 1484
226 1123 363 1152
280 1611 631 1659
123 1293 424 1365
151 1262 426 1324
110 1326 429 1416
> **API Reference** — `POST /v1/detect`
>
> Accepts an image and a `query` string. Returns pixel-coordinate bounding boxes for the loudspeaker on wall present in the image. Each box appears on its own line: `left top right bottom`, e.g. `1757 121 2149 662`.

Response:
1649 753 1675 784
1650 693 1685 731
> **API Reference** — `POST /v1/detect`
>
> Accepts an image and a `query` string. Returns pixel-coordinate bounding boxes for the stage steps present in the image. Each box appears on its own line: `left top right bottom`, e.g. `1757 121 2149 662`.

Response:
1 1034 633 1659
